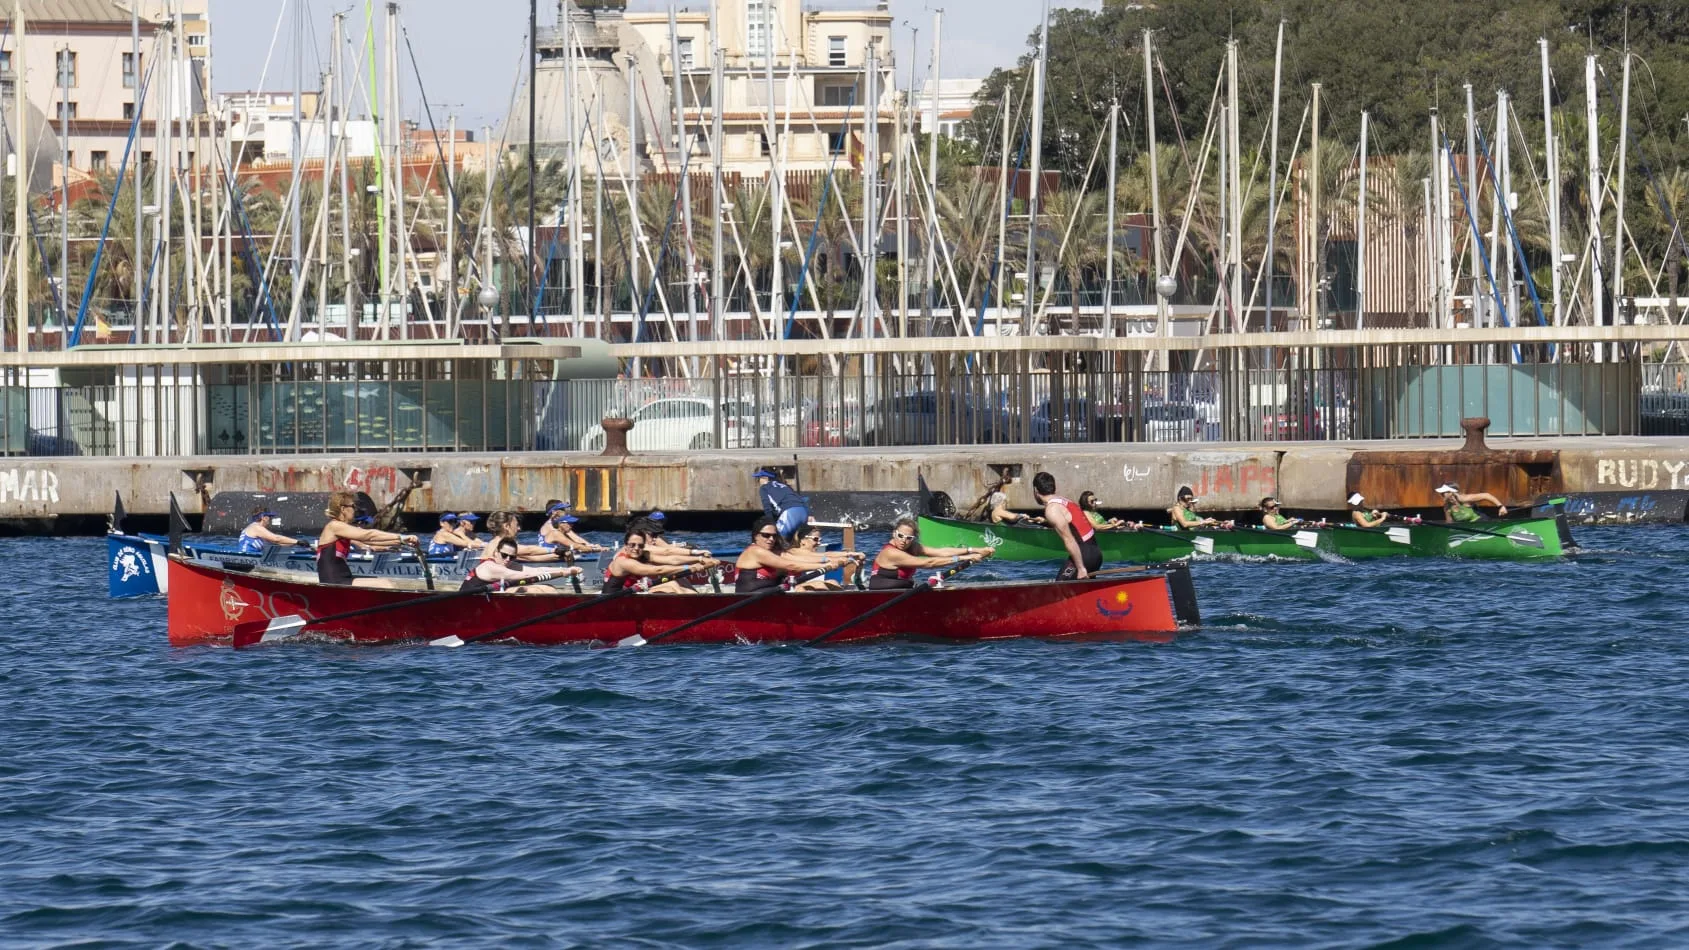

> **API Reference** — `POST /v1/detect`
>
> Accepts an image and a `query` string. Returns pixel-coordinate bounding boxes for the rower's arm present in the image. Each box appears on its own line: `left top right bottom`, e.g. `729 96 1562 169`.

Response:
253 525 298 545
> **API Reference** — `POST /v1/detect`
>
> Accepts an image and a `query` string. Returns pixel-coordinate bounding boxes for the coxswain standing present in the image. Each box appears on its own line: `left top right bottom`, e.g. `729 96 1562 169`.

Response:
317 491 415 586
604 528 718 595
238 508 297 555
754 468 810 543
869 516 990 590
733 517 860 593
1033 471 1102 580
459 537 581 596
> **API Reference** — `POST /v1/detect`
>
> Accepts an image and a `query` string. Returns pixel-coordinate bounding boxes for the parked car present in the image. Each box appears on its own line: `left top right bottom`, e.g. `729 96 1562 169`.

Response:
1028 397 1104 442
857 391 1004 446
1141 402 1203 442
579 397 730 452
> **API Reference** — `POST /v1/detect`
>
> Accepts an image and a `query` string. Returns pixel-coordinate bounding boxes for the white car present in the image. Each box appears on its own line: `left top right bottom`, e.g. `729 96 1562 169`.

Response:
579 397 731 452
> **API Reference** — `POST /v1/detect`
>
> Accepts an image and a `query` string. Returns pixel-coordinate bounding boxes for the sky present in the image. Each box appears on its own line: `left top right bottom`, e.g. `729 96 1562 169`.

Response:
207 0 1103 130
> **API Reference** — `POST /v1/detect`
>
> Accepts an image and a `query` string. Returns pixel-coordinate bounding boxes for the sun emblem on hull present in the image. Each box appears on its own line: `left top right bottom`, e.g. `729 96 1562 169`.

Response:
219 579 250 621
1095 590 1134 618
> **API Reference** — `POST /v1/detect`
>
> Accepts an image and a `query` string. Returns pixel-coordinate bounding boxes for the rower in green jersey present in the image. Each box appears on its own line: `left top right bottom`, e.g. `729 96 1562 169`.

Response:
1435 482 1508 523
1347 493 1388 529
1258 496 1304 531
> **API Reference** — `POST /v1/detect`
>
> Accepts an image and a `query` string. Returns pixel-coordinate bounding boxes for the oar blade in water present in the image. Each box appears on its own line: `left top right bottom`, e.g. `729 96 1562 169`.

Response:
1293 530 1321 549
1192 536 1215 555
232 614 307 649
1507 531 1546 548
618 633 648 648
428 633 466 648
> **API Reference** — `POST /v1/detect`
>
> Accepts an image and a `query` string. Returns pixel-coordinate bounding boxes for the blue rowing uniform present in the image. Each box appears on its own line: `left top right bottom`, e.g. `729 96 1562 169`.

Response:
237 534 266 555
427 540 458 557
759 480 810 541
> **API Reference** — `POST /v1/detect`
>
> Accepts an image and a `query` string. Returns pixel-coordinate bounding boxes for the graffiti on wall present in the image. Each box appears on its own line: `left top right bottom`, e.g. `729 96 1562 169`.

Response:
1595 458 1689 491
1187 460 1276 499
0 468 60 504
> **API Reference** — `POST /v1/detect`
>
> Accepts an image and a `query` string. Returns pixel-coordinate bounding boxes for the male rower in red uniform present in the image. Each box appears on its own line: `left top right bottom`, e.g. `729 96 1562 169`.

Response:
1033 470 1101 580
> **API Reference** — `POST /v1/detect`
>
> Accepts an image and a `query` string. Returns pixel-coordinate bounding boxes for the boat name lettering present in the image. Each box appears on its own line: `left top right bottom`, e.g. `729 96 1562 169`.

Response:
0 468 59 504
1595 458 1689 490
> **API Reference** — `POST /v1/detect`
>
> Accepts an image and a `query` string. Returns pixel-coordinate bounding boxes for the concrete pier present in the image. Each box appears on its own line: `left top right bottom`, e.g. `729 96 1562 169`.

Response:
7 435 1689 530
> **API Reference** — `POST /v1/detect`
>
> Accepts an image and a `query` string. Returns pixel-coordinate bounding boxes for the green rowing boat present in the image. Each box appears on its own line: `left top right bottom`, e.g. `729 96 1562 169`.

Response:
915 514 1570 564
916 515 1318 562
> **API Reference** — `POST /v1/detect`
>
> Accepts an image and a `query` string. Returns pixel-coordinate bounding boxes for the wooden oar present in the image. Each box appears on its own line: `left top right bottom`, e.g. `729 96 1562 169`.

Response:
618 585 787 648
805 561 975 648
235 570 569 648
414 540 435 592
1135 524 1215 555
429 586 641 648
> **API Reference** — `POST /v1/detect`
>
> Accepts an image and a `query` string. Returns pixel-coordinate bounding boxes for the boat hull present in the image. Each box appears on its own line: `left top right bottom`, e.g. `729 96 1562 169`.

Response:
916 516 1318 562
108 533 171 598
919 515 1568 563
166 557 1191 647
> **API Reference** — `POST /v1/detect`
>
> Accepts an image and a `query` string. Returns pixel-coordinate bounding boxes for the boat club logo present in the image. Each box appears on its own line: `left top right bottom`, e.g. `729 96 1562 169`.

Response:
111 547 149 583
1095 590 1134 618
982 528 1004 548
219 579 250 621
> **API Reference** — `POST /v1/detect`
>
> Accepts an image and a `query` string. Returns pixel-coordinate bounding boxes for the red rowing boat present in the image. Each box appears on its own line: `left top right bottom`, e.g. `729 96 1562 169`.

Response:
166 557 1197 647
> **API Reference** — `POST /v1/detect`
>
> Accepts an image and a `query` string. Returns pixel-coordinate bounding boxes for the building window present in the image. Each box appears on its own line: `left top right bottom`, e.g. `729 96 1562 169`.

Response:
759 131 770 156
829 36 847 68
123 52 139 88
56 50 76 87
90 151 108 171
187 33 206 48
0 51 10 74
123 102 135 121
827 130 847 155
57 102 77 120
677 36 694 70
746 0 767 61
818 82 855 107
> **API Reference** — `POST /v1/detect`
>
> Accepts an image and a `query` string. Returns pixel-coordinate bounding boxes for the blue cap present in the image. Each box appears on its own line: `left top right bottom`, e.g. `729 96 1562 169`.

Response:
560 514 580 524
458 512 481 522
751 468 779 479
647 511 666 521
353 515 374 526
439 512 459 522
546 501 571 514
254 510 278 520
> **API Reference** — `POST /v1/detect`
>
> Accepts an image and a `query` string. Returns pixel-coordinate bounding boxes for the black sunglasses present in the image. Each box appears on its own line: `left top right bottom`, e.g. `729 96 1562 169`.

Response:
757 531 779 539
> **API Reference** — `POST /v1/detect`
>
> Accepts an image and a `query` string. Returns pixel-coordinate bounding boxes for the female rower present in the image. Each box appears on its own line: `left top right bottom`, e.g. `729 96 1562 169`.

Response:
986 488 1043 526
1077 491 1128 531
238 508 297 554
1436 483 1507 523
482 510 562 562
869 516 990 591
1348 493 1388 529
1259 497 1304 531
428 513 476 556
1170 487 1224 529
790 525 863 590
539 500 609 554
604 528 717 595
734 517 858 593
455 512 483 545
459 537 581 595
316 491 415 586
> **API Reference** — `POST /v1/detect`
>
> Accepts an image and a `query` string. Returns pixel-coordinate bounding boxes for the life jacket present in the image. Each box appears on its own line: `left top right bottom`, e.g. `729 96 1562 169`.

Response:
1048 496 1095 542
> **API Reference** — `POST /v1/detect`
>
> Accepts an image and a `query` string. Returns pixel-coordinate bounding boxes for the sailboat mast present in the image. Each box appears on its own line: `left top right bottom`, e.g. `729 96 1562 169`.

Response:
1357 110 1369 330
1144 30 1167 347
1541 38 1562 325
863 41 878 344
131 0 141 339
766 1 781 339
626 53 639 343
1023 0 1048 330
1264 20 1283 332
13 0 24 352
1612 49 1630 331
1586 53 1604 340
924 9 940 330
1227 40 1242 331
1465 84 1483 327
1104 99 1117 335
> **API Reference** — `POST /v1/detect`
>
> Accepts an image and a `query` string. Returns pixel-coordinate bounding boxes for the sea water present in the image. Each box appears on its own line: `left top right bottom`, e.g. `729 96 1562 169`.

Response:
4 527 1689 946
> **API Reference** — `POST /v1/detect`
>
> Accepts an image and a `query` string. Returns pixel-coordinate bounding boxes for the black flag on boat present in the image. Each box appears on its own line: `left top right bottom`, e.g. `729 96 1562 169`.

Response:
167 492 190 556
111 491 127 534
